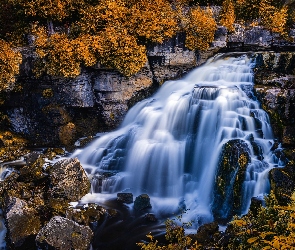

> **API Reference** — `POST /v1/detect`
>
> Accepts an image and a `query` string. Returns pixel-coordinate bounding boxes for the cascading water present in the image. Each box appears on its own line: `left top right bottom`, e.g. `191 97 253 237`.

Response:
72 54 284 225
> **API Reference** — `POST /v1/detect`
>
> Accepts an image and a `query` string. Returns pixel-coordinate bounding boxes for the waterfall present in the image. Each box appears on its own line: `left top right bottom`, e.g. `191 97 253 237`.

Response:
72 54 284 225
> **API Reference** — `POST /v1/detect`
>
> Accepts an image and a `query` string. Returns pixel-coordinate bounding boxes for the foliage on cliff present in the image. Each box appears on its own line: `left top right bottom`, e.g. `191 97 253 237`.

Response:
0 39 22 91
0 0 294 83
184 7 217 51
220 0 235 32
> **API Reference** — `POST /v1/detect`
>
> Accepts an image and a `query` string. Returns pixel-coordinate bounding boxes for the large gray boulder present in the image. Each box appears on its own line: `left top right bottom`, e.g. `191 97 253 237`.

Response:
36 216 93 250
48 158 90 202
5 197 41 249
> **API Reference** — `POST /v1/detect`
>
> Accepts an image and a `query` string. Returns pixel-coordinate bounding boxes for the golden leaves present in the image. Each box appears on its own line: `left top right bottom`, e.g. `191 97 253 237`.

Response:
220 0 236 33
0 39 22 91
259 1 289 36
185 7 217 51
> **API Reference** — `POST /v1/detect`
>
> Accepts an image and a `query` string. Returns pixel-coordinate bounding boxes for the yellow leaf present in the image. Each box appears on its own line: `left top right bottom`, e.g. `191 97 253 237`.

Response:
247 237 259 244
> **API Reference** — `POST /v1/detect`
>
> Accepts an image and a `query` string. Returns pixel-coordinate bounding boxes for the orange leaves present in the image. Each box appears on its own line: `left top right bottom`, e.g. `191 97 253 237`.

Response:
127 0 178 43
78 0 128 34
259 1 289 36
94 27 147 77
0 39 22 91
220 0 236 33
185 7 217 51
8 0 83 21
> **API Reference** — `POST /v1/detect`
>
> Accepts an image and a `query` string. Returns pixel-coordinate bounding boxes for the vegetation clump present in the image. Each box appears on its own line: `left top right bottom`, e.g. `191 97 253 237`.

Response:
0 0 293 85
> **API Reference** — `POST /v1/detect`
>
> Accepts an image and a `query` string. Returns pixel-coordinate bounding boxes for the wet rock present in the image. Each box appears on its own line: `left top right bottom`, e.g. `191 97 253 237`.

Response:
117 193 133 204
144 213 157 222
36 216 93 250
195 221 219 245
66 203 106 226
254 52 295 148
213 139 251 222
5 197 41 249
18 155 46 182
269 163 295 205
134 194 152 211
48 158 90 202
249 197 264 216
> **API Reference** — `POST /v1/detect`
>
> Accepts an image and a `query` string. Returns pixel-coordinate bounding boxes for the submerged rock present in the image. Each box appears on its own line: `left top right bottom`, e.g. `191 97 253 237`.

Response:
134 194 152 211
117 193 133 204
213 139 251 222
36 216 93 250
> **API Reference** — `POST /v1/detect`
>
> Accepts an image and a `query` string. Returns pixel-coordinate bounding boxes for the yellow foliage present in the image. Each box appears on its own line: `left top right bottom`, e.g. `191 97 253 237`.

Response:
259 1 289 36
228 191 295 249
0 39 22 91
8 0 84 21
91 27 147 77
78 0 128 34
34 30 82 78
220 0 236 32
185 7 217 51
127 0 179 43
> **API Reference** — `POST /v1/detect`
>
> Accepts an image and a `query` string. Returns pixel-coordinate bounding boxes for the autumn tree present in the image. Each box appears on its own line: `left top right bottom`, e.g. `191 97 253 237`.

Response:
235 0 262 23
220 0 236 32
127 0 179 43
259 0 289 37
7 0 85 34
0 40 22 91
184 7 217 51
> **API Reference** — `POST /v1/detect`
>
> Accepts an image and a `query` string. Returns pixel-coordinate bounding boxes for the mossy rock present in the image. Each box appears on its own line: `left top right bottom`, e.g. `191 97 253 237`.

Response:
0 131 28 162
269 162 295 205
213 139 251 222
66 203 106 226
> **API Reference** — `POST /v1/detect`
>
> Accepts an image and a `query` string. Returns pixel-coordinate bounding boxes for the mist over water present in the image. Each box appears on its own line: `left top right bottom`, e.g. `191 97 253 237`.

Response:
73 54 284 225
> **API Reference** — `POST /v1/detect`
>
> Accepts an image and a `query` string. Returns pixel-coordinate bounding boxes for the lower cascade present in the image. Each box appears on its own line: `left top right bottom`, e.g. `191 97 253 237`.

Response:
72 54 285 225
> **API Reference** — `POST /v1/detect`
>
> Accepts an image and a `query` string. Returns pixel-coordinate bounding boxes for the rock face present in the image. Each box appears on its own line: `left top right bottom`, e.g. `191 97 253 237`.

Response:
213 139 251 222
269 163 295 205
1 26 294 149
36 216 93 250
253 52 295 204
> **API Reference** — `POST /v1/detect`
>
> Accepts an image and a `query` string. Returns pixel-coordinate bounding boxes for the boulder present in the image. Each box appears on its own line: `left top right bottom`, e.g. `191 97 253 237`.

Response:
48 158 90 202
5 197 41 249
195 222 219 245
134 194 152 211
117 193 133 204
213 139 251 222
249 197 264 216
36 216 93 250
269 163 295 205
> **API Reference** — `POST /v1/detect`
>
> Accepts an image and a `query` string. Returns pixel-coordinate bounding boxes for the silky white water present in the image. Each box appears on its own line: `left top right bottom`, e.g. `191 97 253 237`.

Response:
73 54 284 225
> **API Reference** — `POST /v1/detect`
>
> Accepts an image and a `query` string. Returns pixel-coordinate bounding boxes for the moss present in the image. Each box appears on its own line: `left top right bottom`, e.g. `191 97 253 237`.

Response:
0 131 28 162
44 147 65 160
66 204 105 226
42 88 54 98
110 112 115 120
213 139 250 222
58 122 76 146
19 156 46 182
48 198 70 216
